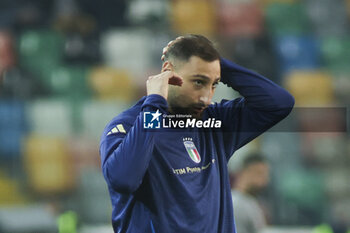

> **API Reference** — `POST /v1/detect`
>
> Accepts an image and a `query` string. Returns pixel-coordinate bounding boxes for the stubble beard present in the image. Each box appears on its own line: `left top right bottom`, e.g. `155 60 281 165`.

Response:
167 94 203 120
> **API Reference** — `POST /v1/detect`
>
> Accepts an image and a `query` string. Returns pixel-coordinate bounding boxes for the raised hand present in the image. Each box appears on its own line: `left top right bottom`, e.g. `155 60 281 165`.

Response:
146 71 183 100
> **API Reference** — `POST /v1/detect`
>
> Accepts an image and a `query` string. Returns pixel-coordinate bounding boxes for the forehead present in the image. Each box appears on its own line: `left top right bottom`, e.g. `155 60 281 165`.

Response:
178 56 220 80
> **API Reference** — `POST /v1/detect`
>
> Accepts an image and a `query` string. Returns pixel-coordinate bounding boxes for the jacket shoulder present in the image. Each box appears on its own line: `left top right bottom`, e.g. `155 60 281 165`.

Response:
101 97 146 140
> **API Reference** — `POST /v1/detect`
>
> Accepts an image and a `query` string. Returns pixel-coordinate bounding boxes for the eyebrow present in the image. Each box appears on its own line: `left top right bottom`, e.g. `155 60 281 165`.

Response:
192 74 221 82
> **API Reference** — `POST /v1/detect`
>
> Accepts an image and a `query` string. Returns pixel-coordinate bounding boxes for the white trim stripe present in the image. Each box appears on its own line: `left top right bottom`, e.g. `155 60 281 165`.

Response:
116 124 126 133
107 124 126 136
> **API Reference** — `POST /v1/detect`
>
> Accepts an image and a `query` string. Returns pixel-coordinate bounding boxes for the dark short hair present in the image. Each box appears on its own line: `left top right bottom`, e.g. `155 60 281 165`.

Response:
242 153 267 169
164 34 220 63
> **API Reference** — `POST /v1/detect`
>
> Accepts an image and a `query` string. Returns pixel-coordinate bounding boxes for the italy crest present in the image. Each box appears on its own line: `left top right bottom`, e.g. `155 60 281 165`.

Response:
183 138 201 163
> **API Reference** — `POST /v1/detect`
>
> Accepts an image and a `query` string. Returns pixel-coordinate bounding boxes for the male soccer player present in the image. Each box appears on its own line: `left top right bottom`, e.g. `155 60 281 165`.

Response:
231 154 270 233
100 35 294 233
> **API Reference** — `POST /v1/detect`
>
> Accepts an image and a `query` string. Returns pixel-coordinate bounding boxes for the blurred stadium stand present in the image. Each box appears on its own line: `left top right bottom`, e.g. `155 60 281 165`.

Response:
0 0 350 232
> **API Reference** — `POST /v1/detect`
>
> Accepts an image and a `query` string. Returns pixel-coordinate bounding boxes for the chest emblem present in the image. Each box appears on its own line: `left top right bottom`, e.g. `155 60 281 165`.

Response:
183 138 201 163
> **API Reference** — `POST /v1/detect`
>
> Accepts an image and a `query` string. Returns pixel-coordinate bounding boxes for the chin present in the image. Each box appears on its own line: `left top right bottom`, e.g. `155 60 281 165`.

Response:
169 105 205 119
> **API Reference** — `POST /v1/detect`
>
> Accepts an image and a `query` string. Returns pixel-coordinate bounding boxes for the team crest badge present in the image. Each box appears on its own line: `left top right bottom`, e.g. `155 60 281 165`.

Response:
183 138 201 163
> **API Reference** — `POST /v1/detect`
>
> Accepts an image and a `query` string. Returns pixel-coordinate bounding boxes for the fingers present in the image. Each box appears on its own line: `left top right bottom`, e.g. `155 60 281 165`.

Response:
161 42 173 61
149 71 183 86
146 70 183 99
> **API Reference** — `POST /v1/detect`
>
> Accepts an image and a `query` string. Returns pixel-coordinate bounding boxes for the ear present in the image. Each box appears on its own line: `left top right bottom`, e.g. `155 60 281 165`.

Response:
161 61 174 73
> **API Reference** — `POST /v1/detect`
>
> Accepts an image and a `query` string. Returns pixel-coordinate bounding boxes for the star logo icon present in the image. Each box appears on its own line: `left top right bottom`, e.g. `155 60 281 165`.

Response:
150 109 162 122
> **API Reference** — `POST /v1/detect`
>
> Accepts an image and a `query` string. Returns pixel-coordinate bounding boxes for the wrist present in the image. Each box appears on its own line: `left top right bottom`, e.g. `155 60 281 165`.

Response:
142 94 168 113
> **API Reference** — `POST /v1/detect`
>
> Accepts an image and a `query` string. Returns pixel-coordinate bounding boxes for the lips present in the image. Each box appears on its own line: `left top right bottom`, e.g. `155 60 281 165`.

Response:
193 106 206 113
194 107 204 111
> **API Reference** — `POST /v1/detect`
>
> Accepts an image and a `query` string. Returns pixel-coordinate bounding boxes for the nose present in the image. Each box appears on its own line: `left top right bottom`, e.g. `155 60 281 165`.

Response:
199 96 211 106
199 88 213 106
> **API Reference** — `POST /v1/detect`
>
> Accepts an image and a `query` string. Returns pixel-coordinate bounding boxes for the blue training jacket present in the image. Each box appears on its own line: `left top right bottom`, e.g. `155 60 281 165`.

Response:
99 58 294 233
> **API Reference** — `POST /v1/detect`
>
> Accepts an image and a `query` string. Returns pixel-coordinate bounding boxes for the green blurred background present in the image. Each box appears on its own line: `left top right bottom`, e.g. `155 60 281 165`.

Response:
0 0 349 232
